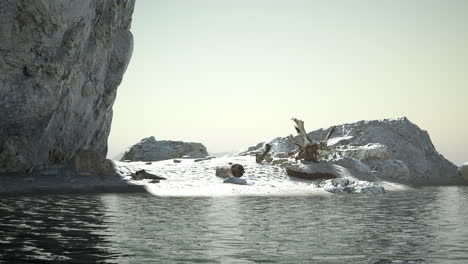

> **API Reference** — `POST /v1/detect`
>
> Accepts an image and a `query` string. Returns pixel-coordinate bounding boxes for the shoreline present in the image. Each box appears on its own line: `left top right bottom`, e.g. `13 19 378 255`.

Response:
0 155 463 196
0 173 147 197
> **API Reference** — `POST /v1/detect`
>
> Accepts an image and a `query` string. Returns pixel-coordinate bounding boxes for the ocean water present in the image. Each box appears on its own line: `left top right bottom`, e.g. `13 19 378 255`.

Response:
1 187 467 263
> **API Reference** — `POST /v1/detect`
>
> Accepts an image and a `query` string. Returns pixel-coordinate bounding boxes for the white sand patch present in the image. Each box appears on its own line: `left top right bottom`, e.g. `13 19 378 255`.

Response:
114 157 329 197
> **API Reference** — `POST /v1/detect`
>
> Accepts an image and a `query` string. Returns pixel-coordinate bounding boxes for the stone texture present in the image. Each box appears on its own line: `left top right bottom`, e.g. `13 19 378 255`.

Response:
121 136 209 162
459 162 468 181
367 159 410 181
244 117 464 185
336 143 390 161
0 0 135 173
73 150 115 176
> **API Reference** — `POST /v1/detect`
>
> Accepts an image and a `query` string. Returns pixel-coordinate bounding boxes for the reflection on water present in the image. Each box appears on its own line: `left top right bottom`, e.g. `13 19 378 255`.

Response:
0 195 117 263
1 187 468 263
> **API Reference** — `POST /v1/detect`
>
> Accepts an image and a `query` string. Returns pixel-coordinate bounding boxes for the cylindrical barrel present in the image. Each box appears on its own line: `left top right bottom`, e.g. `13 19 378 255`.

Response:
215 163 245 178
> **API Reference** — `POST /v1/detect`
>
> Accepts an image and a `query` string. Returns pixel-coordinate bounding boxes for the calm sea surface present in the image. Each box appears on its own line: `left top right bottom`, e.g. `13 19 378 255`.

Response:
1 187 467 263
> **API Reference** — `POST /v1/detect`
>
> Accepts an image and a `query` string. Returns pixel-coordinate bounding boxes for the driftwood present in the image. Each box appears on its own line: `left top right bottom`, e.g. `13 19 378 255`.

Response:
288 118 319 162
215 163 245 178
288 118 335 162
256 144 272 163
286 167 336 180
131 169 167 182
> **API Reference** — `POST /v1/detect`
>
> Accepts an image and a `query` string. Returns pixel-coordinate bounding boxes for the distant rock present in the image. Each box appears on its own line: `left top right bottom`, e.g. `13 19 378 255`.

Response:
244 117 464 185
121 136 208 162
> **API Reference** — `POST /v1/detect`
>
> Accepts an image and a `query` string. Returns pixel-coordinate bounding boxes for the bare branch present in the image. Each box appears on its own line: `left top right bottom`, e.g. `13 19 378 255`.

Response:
291 118 313 145
256 144 272 163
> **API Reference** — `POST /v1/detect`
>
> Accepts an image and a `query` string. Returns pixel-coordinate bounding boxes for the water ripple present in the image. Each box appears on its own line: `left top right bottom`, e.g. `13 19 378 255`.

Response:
0 187 467 263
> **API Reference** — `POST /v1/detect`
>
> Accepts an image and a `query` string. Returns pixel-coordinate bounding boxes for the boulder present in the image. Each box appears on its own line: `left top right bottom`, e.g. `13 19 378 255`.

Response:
0 0 135 173
121 136 209 161
223 177 247 185
323 178 385 195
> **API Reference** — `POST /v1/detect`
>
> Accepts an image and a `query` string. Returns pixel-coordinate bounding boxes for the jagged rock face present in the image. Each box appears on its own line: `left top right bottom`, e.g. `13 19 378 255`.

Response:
121 136 209 162
0 0 135 173
244 118 464 185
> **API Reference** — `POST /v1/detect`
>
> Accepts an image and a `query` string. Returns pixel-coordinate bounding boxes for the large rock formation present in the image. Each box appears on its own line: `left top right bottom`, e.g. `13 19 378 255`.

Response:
0 0 135 173
121 136 209 162
243 117 465 185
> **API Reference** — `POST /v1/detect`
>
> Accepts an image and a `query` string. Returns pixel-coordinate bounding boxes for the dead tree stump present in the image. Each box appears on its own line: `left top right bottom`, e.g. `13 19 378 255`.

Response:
256 144 272 163
288 118 335 162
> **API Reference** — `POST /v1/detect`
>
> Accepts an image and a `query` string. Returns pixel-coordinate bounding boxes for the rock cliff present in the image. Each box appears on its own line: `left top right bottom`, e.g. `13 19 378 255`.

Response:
0 0 135 173
242 118 464 185
121 136 209 162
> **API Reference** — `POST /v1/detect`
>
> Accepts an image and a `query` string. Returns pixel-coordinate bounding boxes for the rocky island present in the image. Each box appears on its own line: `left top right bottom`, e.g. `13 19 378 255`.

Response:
242 117 464 186
121 136 209 162
0 1 466 196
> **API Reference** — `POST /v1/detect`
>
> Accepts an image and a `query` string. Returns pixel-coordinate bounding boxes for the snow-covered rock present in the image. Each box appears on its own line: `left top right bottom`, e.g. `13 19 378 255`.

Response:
244 117 464 185
367 159 410 181
331 157 371 174
0 0 135 173
323 178 386 195
223 177 247 185
121 136 208 162
327 136 355 147
336 143 389 161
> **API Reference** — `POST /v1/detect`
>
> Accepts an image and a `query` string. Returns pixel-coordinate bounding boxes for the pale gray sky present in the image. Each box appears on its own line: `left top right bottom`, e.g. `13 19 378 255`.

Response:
108 0 468 165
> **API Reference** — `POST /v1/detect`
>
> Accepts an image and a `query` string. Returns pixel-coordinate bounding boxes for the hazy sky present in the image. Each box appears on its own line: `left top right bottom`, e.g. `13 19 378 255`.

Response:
108 0 467 165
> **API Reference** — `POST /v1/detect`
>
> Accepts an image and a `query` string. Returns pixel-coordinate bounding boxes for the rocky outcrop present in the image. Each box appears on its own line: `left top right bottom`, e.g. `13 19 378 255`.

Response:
72 150 116 176
459 163 468 181
0 0 135 173
121 136 209 161
244 118 465 185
